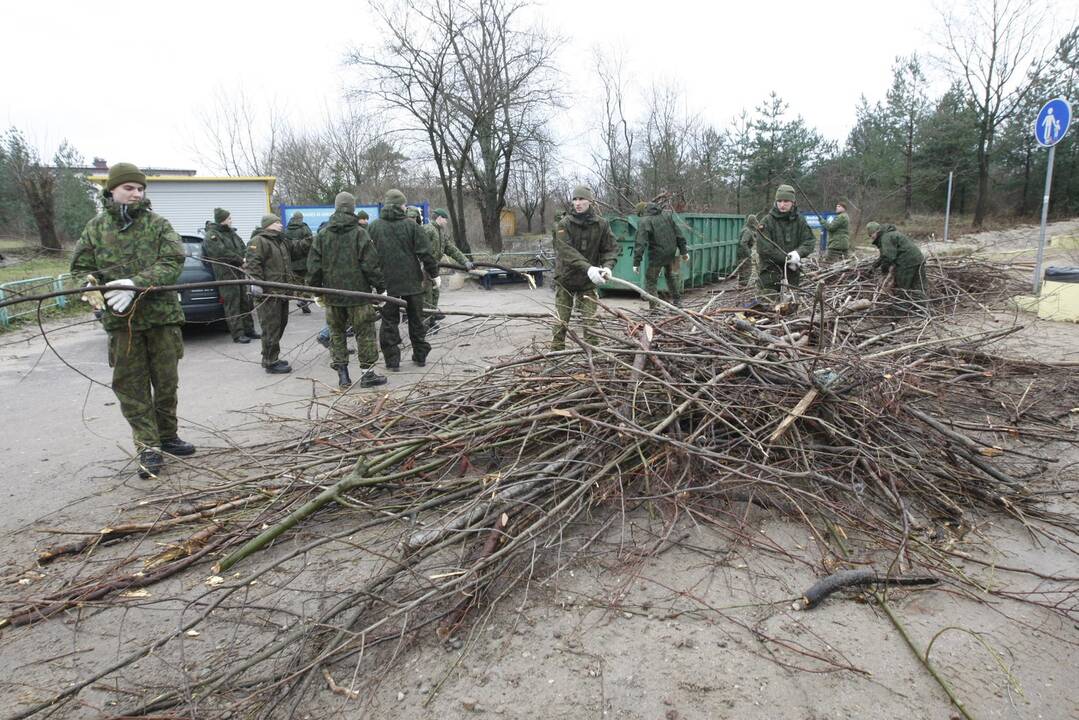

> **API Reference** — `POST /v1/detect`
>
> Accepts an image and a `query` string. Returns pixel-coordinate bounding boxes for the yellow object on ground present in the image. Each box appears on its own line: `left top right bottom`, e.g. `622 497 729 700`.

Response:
1050 234 1079 250
1015 281 1079 321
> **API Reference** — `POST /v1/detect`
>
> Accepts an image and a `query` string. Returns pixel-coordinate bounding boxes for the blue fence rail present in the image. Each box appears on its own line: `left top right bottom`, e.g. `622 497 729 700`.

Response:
0 273 79 327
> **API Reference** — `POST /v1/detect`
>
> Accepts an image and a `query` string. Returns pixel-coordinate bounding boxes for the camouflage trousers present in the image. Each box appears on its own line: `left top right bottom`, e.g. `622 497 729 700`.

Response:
644 259 683 307
552 285 599 350
423 285 440 314
825 248 849 263
894 262 928 307
757 264 803 304
327 304 378 368
735 247 753 288
379 293 430 366
257 296 290 366
219 283 255 340
107 324 184 451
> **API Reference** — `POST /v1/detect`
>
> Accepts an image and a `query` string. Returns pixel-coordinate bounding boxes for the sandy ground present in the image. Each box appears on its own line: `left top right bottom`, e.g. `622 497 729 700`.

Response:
1 226 1078 719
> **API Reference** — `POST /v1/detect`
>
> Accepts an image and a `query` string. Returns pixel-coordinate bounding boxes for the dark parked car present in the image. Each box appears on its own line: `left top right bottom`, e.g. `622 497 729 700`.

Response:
180 234 226 324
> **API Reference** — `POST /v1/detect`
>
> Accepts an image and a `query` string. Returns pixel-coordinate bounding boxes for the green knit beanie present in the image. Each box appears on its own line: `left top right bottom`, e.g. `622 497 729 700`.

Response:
745 214 758 225
572 185 594 201
384 188 407 206
357 210 369 220
775 184 796 203
433 207 449 219
107 162 146 191
836 199 850 211
335 192 356 213
866 222 880 236
293 211 304 221
260 214 279 229
214 207 230 223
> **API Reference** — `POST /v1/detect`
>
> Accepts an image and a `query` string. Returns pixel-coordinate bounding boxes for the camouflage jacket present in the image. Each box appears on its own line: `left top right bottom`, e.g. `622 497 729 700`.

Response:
367 204 438 297
872 224 924 273
553 208 618 293
285 216 314 276
822 211 850 252
71 198 185 332
203 221 247 280
757 205 815 270
244 228 293 286
427 222 469 266
307 210 385 305
633 203 687 266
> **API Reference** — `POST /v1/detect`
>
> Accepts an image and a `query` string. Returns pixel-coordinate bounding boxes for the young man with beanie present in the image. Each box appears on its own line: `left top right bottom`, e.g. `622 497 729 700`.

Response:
866 221 927 308
551 185 618 350
424 207 472 330
737 214 761 289
821 200 851 261
756 184 816 303
316 211 373 349
632 201 688 308
244 214 294 373
204 207 259 343
71 163 196 479
307 192 388 389
285 211 314 313
367 189 439 370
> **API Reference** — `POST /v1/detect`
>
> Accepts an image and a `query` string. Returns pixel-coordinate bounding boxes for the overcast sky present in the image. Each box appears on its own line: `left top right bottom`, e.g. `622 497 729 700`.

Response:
5 0 1078 176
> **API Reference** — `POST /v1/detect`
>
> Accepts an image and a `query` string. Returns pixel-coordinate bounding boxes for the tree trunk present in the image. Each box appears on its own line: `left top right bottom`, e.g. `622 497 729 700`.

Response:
20 175 61 252
972 125 992 228
480 201 504 254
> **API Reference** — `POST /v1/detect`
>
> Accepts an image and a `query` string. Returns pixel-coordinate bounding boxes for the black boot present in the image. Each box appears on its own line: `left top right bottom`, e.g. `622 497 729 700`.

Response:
161 437 196 456
359 369 388 387
138 449 164 479
265 360 292 374
245 330 262 339
299 300 312 314
336 366 352 388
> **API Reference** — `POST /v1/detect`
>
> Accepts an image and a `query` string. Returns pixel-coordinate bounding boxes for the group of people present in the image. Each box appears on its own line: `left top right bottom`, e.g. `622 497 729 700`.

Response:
71 164 468 479
733 185 928 306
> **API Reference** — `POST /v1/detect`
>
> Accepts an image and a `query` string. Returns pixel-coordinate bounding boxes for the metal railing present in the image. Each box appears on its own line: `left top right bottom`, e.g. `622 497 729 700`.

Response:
0 273 78 327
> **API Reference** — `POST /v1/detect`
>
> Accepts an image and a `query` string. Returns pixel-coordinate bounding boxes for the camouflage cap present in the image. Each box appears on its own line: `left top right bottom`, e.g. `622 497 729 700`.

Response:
335 191 356 213
745 213 758 224
835 199 850 211
775 184 796 203
107 162 146 191
384 188 407 206
357 210 369 220
866 221 880 236
433 207 449 219
213 207 230 223
260 214 280 229
572 185 594 201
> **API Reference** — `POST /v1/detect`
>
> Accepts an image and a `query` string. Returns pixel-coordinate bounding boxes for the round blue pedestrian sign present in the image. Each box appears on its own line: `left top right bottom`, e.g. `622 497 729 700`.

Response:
1034 98 1071 147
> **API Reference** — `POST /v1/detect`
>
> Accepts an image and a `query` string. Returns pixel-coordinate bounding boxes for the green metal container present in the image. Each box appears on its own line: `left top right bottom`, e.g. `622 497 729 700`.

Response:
605 212 744 293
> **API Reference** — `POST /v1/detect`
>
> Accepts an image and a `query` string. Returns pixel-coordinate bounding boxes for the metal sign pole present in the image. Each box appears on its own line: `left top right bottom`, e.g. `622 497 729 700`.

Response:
943 171 953 243
1033 144 1056 295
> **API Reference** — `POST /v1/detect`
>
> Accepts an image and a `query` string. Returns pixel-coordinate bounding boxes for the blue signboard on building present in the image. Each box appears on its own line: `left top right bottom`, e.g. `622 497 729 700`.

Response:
281 201 430 232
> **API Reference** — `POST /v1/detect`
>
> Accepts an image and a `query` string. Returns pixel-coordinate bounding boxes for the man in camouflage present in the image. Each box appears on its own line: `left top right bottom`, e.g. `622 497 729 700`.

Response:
245 214 294 373
821 200 851 261
756 184 816 303
203 207 259 343
632 201 688 307
737 214 761 289
308 192 388 389
369 190 439 370
551 185 618 350
424 208 473 330
285 211 314 313
316 210 374 350
866 221 928 308
71 163 196 479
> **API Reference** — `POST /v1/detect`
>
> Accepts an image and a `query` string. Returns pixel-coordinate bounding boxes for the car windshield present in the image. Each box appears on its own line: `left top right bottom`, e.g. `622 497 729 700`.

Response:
183 241 204 268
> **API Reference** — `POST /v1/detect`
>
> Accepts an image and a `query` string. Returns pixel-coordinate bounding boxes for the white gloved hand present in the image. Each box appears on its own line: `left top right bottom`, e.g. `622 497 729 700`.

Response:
249 284 264 296
103 278 136 313
434 276 442 289
465 261 475 270
681 254 690 262
598 267 612 281
632 266 640 275
586 266 606 285
786 250 801 270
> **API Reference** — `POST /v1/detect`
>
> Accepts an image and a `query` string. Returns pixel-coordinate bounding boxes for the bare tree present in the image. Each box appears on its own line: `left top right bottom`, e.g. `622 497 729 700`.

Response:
349 0 561 253
590 47 636 212
2 128 60 251
509 132 555 233
938 0 1053 227
193 87 280 177
640 81 699 205
722 110 754 214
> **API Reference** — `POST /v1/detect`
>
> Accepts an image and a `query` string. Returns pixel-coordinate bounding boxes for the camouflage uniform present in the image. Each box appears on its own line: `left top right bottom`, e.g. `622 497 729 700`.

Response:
244 228 293 367
423 219 469 317
552 208 618 350
71 196 186 451
737 215 759 288
307 210 385 369
633 203 688 307
369 203 438 367
756 205 815 302
821 210 851 261
203 220 256 340
871 223 927 306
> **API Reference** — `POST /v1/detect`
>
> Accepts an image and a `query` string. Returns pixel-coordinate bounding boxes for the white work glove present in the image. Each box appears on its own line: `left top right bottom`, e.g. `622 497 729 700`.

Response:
632 266 640 275
586 266 605 285
464 261 475 270
786 251 801 270
103 278 136 313
249 284 264 297
434 276 442 289
682 254 690 262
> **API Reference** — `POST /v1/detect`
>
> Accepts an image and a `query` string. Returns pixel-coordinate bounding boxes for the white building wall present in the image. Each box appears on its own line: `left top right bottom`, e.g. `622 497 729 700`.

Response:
144 180 271 239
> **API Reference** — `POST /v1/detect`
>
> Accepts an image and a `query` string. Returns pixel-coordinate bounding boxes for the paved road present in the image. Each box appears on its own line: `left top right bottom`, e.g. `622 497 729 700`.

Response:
0 283 560 537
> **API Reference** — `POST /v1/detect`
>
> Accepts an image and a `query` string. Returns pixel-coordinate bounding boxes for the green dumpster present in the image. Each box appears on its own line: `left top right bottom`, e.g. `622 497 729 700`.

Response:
605 212 744 294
